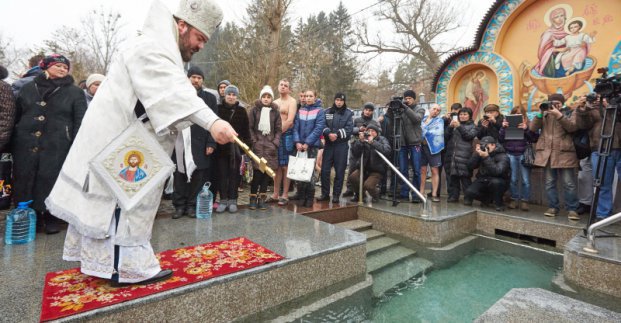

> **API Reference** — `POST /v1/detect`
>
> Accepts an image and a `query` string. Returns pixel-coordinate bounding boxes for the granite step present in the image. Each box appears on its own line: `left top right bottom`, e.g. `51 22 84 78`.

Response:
366 236 400 254
361 229 385 241
367 245 416 273
336 219 373 232
372 257 433 297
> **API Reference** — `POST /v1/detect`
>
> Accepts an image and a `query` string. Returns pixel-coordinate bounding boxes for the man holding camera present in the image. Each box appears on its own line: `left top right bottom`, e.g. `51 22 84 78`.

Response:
529 93 580 220
348 123 391 203
343 102 379 197
385 90 426 202
464 136 510 211
576 95 621 221
476 104 505 140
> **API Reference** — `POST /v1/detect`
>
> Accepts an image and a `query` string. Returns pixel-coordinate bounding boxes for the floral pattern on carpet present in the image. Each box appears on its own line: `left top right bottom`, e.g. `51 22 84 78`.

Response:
40 237 283 322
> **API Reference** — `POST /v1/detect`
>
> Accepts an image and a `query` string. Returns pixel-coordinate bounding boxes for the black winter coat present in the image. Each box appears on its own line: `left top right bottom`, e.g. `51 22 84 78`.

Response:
11 74 87 211
216 101 250 159
468 144 510 179
476 114 505 140
445 120 477 177
323 105 353 145
350 135 391 175
178 89 217 170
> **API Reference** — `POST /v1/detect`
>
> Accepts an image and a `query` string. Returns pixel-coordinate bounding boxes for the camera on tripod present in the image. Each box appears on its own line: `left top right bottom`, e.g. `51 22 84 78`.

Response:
593 67 621 98
388 96 406 114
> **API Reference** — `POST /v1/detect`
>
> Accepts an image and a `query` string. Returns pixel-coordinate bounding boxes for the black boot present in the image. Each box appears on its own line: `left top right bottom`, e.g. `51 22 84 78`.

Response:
248 194 258 210
258 193 268 210
44 211 61 235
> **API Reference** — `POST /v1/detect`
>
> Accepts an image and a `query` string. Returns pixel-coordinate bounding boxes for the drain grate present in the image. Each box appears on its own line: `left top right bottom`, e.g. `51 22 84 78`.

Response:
494 229 556 248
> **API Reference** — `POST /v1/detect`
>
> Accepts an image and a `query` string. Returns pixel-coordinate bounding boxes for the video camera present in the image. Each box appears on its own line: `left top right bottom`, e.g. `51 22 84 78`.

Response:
388 96 406 114
593 67 621 98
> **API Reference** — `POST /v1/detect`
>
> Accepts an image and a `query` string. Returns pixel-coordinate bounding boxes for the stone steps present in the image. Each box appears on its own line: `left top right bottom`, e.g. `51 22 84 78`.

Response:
361 229 385 241
372 257 433 297
336 219 373 232
366 236 400 254
367 245 416 273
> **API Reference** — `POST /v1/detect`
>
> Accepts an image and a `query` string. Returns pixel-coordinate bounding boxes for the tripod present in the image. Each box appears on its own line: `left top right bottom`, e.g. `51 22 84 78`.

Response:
390 109 403 207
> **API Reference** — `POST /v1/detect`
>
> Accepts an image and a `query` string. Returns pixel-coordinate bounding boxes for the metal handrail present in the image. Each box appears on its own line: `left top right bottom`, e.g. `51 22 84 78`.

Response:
583 211 621 253
374 150 428 205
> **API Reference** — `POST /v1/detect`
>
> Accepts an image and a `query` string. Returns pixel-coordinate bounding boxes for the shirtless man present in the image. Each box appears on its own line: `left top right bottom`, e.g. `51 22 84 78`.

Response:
271 79 298 205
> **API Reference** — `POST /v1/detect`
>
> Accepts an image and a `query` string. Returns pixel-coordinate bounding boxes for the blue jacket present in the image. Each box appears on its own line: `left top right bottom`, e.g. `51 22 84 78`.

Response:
322 105 354 145
293 101 326 148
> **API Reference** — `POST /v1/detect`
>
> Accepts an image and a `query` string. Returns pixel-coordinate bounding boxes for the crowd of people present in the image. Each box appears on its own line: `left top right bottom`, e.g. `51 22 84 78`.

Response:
0 0 619 288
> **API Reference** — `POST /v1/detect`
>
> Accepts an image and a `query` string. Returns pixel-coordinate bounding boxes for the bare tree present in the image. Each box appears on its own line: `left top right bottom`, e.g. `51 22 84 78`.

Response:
0 33 29 77
259 0 293 86
43 26 93 82
355 0 462 75
81 8 125 74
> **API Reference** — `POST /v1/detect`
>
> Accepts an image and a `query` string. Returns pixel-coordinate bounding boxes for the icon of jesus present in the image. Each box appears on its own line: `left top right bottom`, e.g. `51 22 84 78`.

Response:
119 152 147 182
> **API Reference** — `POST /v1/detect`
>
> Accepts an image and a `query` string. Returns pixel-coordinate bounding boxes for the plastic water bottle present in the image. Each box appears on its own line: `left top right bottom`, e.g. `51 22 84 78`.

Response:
196 182 213 219
5 200 36 245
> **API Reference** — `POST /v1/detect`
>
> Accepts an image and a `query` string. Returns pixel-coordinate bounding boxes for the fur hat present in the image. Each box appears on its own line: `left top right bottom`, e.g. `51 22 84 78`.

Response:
187 65 204 79
174 0 223 40
0 65 8 80
224 85 239 97
259 85 274 99
548 93 566 104
334 92 346 101
363 102 375 110
86 73 105 88
403 89 416 99
39 54 70 70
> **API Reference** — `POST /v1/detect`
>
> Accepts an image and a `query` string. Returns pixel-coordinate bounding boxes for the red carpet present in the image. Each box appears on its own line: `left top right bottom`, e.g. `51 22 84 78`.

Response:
40 237 283 322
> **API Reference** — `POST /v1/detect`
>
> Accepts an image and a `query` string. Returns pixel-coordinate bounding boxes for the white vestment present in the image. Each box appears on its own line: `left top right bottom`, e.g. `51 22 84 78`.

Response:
46 0 219 282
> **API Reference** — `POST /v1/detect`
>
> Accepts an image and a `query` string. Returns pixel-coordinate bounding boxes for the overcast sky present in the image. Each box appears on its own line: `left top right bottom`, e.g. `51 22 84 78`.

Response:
1 0 494 73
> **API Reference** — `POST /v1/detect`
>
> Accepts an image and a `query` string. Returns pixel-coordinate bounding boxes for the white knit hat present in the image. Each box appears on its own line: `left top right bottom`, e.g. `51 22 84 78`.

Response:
174 0 223 39
259 85 274 99
86 73 105 88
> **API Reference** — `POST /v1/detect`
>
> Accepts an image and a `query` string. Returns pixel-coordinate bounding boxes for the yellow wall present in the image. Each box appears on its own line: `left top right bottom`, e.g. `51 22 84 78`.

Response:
497 0 621 106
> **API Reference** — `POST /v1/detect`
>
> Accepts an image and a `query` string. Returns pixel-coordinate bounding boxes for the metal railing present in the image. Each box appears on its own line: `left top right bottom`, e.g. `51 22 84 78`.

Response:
583 211 621 253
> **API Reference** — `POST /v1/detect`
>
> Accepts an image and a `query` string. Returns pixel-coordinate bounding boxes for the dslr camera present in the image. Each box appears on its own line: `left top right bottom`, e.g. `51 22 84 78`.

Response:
539 101 551 111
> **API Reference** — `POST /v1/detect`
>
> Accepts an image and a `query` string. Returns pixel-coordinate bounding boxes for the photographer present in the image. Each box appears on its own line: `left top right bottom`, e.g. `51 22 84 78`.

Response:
348 124 391 203
464 136 510 211
529 93 580 220
576 95 621 220
385 90 426 202
343 102 379 197
445 107 477 202
476 104 505 140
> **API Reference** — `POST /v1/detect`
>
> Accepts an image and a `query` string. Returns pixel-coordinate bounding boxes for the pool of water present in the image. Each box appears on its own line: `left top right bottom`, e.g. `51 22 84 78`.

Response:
301 235 564 322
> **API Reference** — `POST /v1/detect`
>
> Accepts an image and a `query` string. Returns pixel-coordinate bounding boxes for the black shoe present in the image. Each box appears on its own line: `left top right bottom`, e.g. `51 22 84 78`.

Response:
110 269 173 287
463 198 473 206
302 199 313 208
332 196 340 203
173 208 185 219
576 203 591 215
342 190 354 197
447 197 458 203
495 205 506 212
186 208 196 218
316 195 330 202
44 221 61 235
350 195 360 202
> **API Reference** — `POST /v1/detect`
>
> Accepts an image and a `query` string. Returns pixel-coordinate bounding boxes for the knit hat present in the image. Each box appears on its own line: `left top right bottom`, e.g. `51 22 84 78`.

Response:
187 65 204 79
479 136 497 145
366 123 381 134
86 73 105 88
548 93 566 104
483 104 499 113
218 79 231 88
0 65 8 80
363 102 375 110
334 92 346 101
174 0 223 40
224 85 239 97
259 85 274 99
403 89 416 99
39 54 70 70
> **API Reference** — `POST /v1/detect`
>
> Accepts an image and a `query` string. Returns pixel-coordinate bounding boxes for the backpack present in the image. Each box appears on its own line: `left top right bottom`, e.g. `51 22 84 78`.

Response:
573 129 591 160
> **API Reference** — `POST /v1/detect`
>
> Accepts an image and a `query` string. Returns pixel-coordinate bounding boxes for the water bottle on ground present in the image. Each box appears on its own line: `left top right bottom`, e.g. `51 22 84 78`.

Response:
5 200 36 245
196 182 213 219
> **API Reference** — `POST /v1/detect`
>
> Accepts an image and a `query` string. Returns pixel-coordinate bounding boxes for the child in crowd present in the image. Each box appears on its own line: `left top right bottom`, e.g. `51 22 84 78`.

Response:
247 85 282 210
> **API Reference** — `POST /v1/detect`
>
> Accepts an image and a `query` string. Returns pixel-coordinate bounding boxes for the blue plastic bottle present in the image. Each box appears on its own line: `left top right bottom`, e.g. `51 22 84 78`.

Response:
5 200 36 245
196 182 213 219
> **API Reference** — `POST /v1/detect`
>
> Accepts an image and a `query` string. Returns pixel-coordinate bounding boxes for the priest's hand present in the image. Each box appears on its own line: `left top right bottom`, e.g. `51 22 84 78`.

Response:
210 120 237 144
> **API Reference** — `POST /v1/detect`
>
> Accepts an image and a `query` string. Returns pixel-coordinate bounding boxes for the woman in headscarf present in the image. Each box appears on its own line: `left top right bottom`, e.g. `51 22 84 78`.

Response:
11 54 87 234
